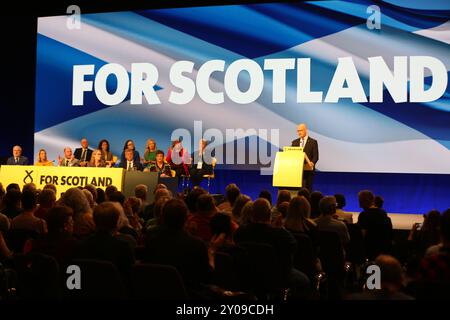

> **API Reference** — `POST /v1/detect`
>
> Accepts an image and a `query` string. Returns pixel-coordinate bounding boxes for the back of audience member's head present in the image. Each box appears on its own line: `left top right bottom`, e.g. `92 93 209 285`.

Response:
105 185 118 200
82 189 95 209
154 188 172 204
258 190 272 206
93 202 120 234
210 213 232 238
276 190 291 208
43 184 57 194
84 185 98 203
22 183 37 193
46 205 74 234
240 201 254 226
297 188 311 202
21 190 37 211
285 196 311 232
309 191 323 219
422 209 441 232
125 196 141 216
0 183 5 203
109 191 126 206
278 202 290 219
225 184 241 207
1 189 21 211
375 255 404 291
60 187 91 218
358 190 375 210
334 194 346 209
319 196 337 216
440 209 450 243
196 194 216 215
232 195 252 221
374 195 384 209
251 198 271 224
185 187 207 213
153 183 167 194
96 188 106 204
38 188 56 209
112 201 132 230
161 199 188 230
6 183 20 193
134 184 148 201
153 197 171 223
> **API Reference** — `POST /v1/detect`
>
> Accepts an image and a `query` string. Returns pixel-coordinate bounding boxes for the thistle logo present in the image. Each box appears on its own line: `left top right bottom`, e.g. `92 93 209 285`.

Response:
23 170 34 184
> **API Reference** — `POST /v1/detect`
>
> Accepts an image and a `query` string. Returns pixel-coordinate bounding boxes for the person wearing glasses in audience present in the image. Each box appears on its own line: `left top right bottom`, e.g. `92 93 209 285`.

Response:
88 149 111 168
98 139 115 167
120 149 143 171
166 139 190 177
120 139 141 165
58 147 80 167
148 150 171 177
74 138 93 167
143 138 157 168
35 149 53 166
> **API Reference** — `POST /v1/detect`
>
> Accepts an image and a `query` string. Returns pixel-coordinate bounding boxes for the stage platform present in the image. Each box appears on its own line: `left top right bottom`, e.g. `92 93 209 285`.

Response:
350 212 423 230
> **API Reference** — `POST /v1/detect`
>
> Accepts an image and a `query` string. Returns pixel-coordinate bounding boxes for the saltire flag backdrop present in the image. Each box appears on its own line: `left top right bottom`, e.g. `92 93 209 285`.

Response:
35 0 450 173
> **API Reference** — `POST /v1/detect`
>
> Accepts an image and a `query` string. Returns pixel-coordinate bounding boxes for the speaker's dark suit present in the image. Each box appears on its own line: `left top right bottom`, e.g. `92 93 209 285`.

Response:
291 136 319 192
6 156 29 165
74 148 93 162
120 160 143 172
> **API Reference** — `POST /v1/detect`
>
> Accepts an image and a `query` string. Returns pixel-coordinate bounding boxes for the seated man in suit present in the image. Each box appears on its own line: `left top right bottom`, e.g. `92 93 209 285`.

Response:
6 145 29 165
291 123 319 192
58 147 80 167
120 148 143 171
189 139 214 187
73 138 93 167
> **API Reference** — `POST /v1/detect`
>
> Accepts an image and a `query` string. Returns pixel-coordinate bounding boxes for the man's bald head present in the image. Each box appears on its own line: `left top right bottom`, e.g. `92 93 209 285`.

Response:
297 123 308 138
375 255 404 290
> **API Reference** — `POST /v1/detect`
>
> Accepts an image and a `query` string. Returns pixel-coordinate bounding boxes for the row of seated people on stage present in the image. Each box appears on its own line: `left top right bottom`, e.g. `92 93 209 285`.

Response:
0 181 449 300
5 138 213 186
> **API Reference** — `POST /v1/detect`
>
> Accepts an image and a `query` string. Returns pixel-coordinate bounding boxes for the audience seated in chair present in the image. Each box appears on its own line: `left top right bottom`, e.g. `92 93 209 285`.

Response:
11 190 47 235
74 202 135 281
25 205 78 268
143 199 212 292
314 196 350 253
234 198 310 296
217 184 241 214
357 190 393 260
185 194 217 242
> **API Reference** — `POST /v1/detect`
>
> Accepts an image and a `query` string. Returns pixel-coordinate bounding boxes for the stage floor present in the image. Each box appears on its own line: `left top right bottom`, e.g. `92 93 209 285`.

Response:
350 212 423 230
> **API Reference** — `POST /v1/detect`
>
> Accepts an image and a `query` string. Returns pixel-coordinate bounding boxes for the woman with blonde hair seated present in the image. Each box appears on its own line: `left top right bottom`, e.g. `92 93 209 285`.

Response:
35 149 53 166
88 149 111 168
143 138 157 168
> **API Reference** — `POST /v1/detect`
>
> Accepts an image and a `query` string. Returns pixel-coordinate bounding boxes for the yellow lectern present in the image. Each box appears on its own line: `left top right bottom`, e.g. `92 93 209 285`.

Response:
272 147 305 188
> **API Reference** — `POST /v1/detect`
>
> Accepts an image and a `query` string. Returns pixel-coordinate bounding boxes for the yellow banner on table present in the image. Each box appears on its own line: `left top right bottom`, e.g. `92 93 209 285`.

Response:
0 165 124 197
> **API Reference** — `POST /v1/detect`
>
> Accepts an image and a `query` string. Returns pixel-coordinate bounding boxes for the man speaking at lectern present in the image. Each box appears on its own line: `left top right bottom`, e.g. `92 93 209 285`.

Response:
291 123 319 192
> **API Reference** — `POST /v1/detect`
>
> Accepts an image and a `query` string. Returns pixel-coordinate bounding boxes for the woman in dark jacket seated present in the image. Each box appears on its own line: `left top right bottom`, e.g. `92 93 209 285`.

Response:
148 150 172 177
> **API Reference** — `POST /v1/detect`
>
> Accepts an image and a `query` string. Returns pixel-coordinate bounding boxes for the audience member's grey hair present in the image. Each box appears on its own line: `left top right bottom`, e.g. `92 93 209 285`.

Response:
112 201 132 230
82 189 95 209
134 184 148 200
60 187 91 218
